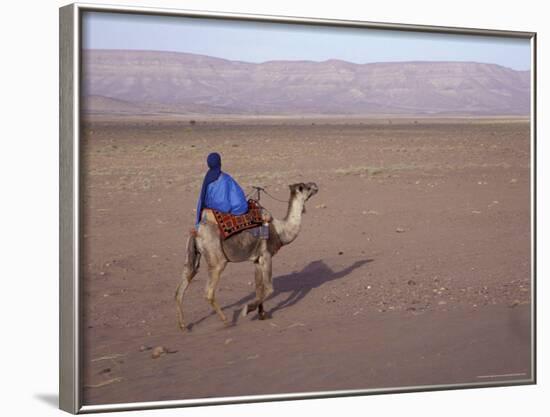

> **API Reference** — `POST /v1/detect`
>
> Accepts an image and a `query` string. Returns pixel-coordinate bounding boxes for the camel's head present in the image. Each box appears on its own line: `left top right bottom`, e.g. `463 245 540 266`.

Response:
289 182 319 212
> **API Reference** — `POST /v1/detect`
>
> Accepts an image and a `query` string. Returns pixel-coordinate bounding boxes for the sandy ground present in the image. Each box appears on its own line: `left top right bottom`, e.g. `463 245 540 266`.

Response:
79 116 532 405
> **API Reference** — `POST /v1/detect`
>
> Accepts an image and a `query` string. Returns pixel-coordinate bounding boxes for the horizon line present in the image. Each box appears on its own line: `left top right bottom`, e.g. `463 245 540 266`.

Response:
82 48 530 72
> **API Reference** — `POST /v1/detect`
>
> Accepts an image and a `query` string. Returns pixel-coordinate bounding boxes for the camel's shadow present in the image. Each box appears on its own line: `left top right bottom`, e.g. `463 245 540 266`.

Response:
187 258 372 330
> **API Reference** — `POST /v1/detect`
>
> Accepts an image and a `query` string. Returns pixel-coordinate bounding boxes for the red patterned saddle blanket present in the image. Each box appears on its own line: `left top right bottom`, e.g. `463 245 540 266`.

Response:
211 200 263 239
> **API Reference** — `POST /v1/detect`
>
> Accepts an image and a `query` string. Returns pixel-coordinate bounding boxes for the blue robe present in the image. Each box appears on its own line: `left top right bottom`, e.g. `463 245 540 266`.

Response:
196 173 248 225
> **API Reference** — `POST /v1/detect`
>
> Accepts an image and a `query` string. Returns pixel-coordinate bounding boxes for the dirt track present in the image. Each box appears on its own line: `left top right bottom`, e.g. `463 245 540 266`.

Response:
80 117 532 405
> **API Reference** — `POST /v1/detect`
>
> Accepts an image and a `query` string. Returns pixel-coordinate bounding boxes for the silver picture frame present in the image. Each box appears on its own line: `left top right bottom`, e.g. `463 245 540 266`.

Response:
60 2 537 413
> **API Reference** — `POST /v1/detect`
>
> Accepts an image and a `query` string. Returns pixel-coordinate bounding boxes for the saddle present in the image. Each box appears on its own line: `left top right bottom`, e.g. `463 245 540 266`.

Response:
205 199 264 240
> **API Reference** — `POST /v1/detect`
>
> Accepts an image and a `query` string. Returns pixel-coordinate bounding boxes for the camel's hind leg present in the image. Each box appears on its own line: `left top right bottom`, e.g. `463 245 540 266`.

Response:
242 253 273 320
175 262 199 331
205 260 228 325
175 234 201 332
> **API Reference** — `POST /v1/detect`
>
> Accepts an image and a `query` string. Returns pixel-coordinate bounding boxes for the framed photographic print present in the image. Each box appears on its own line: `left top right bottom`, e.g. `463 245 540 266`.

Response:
59 2 536 413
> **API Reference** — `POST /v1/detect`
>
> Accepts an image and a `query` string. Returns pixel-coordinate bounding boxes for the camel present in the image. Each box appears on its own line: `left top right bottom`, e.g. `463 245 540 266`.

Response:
175 182 319 331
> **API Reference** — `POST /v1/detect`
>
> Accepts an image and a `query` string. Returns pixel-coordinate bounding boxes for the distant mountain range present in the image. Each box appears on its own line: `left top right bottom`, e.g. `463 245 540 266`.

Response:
82 49 530 116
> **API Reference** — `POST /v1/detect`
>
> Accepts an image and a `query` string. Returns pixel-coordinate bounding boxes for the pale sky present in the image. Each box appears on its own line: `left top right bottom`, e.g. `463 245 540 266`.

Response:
83 11 531 70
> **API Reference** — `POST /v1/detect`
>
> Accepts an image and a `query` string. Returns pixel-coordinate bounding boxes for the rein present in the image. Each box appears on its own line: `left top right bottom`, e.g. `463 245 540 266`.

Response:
247 186 289 204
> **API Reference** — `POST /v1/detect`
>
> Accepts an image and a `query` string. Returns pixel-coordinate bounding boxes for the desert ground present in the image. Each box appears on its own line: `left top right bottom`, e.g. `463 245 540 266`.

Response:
80 116 532 405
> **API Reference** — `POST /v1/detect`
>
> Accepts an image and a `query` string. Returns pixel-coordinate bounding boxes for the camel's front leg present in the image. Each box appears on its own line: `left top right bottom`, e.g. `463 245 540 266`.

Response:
205 261 228 324
258 253 273 319
242 253 273 320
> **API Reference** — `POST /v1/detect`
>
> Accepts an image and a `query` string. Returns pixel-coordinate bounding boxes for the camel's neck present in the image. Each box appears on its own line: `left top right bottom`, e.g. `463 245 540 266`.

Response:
273 194 304 245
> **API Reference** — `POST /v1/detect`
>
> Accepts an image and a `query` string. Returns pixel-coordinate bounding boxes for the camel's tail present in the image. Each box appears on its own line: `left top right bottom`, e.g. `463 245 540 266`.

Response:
186 233 201 275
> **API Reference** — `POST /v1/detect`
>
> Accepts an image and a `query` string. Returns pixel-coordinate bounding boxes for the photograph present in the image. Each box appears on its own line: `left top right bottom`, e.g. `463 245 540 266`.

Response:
74 6 533 408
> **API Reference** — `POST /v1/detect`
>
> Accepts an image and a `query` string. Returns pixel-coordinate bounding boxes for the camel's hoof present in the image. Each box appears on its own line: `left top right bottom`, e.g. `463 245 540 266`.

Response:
258 311 271 320
178 323 187 333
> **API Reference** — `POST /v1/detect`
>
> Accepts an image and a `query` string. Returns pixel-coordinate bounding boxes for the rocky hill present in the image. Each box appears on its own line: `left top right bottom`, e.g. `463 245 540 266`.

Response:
82 49 530 115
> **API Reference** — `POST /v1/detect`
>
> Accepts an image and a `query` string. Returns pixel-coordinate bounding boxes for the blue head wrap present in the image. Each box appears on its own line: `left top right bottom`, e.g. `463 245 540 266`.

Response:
196 152 222 225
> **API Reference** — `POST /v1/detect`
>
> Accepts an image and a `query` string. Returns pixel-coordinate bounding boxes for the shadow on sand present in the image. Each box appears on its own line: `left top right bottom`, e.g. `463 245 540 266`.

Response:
187 258 372 330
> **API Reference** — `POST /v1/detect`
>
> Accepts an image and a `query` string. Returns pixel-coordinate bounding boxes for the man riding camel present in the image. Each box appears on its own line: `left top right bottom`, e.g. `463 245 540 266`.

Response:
195 152 248 229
